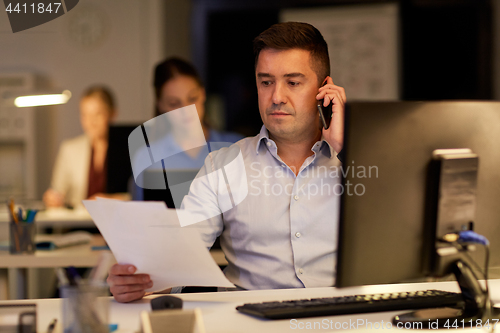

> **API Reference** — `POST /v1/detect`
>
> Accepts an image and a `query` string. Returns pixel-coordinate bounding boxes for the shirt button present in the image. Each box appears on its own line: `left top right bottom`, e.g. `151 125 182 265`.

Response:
299 268 304 274
295 232 301 238
294 195 299 201
266 141 271 147
281 164 285 168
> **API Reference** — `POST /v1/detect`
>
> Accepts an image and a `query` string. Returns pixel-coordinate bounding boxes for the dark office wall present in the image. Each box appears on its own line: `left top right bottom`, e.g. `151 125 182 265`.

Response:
206 9 278 136
192 0 493 135
401 0 492 100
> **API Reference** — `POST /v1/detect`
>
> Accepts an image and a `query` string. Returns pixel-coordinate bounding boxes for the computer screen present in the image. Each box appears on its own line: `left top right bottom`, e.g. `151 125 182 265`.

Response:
143 168 200 208
106 125 138 194
336 101 500 288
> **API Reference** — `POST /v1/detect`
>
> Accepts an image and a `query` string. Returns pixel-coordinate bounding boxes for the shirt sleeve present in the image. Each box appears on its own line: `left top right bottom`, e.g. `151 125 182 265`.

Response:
180 151 224 250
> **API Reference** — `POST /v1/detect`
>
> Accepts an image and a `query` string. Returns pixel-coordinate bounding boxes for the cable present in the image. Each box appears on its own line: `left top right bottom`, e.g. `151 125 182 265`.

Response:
458 230 489 246
455 232 493 330
440 231 492 319
456 231 490 297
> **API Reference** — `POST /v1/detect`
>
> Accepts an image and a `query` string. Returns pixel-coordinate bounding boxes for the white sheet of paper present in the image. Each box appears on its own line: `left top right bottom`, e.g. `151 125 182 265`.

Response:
83 200 234 291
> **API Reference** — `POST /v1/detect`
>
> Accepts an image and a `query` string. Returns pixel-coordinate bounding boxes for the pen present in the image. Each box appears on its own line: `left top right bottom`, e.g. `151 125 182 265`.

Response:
18 207 23 222
26 209 38 223
47 318 57 333
66 266 82 286
7 200 21 252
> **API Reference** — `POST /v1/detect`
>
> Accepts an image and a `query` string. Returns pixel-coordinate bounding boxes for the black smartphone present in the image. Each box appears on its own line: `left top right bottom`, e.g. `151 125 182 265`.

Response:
317 99 332 130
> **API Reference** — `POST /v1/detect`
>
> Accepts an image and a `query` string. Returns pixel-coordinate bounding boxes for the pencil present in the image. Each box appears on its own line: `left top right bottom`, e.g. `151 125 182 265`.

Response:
8 199 19 224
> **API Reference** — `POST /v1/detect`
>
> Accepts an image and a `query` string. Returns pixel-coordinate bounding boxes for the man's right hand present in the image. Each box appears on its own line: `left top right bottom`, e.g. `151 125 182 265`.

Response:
107 264 153 303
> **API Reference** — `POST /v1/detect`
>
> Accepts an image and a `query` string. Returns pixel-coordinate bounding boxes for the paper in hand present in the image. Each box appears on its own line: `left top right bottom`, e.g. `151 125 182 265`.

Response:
83 199 234 291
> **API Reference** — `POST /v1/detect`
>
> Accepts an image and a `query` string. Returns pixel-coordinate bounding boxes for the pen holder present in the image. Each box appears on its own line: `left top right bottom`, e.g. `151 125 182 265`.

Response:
9 222 35 254
61 284 109 333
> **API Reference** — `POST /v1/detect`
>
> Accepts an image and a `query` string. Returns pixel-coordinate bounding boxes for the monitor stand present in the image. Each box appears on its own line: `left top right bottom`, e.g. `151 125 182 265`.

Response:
393 258 491 329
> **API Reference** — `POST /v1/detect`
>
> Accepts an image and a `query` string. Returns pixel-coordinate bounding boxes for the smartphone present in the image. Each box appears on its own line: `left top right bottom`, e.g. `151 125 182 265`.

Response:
317 99 332 130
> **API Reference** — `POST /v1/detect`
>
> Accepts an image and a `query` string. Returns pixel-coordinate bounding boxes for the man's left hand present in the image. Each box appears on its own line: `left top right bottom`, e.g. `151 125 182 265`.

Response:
316 76 346 154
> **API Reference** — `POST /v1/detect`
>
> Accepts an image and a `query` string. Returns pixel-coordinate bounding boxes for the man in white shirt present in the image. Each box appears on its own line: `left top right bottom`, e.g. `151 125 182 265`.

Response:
108 21 346 302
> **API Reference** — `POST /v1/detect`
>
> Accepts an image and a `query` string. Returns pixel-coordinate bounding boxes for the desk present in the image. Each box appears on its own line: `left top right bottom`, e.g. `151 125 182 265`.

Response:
0 235 109 300
0 208 97 299
34 207 95 228
0 207 95 229
1 280 499 333
0 235 227 300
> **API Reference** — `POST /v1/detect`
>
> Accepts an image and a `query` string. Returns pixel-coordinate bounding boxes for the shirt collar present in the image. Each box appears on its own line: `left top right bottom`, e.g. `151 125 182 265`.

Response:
315 136 335 159
255 125 272 154
255 125 334 158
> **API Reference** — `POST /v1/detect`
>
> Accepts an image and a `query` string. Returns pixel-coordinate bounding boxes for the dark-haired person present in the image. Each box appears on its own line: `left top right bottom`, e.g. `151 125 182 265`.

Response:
108 22 346 303
154 57 243 142
132 57 244 200
44 86 126 208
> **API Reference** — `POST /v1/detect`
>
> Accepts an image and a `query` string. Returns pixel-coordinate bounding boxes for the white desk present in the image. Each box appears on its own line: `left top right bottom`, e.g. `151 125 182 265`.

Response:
1 280 499 333
0 207 97 300
0 235 110 300
0 207 95 229
33 207 95 228
0 235 227 300
0 235 109 268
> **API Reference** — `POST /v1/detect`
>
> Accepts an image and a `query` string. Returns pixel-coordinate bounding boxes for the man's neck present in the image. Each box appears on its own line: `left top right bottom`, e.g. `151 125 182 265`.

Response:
269 130 322 176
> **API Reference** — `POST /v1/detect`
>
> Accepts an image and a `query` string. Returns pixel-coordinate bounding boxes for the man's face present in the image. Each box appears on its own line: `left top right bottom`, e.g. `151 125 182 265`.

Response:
256 48 321 142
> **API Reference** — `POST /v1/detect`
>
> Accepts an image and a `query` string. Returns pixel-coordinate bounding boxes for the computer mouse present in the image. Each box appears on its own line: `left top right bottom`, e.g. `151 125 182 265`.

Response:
150 295 183 310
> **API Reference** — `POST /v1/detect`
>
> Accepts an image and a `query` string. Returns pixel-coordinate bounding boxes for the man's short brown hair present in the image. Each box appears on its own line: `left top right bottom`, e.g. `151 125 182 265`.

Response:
253 22 330 85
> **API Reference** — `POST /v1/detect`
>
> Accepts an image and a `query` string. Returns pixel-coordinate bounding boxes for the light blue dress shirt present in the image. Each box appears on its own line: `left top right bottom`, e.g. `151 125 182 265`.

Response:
181 125 342 290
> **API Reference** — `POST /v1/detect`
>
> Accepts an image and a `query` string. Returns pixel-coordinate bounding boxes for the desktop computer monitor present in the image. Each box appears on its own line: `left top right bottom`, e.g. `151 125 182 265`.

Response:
235 101 498 324
143 168 200 208
106 125 138 194
336 101 500 288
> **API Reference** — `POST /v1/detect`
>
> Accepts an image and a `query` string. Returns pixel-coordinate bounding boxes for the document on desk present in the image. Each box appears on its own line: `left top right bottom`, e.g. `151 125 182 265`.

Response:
83 199 234 290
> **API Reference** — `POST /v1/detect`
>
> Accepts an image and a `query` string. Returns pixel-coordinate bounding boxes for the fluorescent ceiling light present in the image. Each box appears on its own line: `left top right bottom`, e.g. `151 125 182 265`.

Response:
14 90 72 107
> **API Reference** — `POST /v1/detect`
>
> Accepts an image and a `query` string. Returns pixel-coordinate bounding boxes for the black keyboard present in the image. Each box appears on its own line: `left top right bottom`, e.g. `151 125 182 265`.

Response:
236 289 464 320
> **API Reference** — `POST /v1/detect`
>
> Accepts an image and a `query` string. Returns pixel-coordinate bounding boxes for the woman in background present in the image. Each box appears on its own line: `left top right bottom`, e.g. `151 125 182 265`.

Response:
132 58 244 201
153 57 243 158
43 86 119 208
